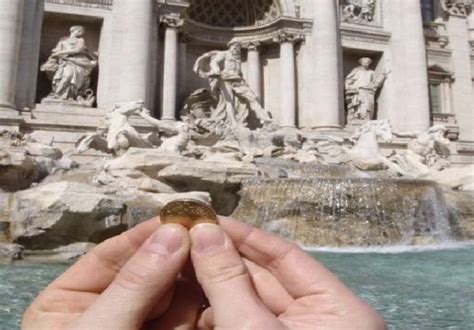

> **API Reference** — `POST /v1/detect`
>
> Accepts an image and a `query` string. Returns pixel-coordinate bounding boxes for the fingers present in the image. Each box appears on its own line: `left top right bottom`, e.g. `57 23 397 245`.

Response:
243 258 293 315
51 218 161 293
219 217 352 298
147 277 205 330
190 224 280 329
71 224 190 330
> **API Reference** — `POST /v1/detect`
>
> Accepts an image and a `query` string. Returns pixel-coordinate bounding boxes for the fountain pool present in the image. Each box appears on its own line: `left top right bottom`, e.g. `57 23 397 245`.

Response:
1 245 473 329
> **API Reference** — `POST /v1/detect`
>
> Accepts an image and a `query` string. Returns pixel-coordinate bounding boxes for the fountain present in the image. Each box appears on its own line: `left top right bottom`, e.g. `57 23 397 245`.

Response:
1 44 473 255
233 177 451 246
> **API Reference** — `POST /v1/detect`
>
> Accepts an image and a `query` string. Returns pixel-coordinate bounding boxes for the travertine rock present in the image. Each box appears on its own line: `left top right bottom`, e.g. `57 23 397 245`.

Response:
10 182 126 249
53 242 96 261
0 243 24 262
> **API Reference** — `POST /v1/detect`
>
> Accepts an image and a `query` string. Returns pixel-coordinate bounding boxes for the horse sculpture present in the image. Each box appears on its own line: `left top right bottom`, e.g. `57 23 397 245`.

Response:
345 120 405 173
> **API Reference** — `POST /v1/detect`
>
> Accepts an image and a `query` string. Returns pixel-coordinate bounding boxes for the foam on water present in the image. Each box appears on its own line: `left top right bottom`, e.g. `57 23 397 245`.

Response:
303 241 474 254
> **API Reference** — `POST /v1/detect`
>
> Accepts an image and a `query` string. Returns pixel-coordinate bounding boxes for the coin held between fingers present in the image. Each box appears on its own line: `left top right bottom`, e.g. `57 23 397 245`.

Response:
160 199 218 230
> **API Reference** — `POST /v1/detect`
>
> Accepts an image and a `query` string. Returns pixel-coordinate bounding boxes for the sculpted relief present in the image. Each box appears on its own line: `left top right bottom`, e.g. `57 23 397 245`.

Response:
341 0 377 23
345 57 387 124
41 25 98 107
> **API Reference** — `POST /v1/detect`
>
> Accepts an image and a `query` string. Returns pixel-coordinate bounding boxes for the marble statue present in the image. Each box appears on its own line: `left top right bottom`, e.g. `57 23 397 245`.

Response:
76 101 191 156
40 25 98 107
193 42 272 131
76 101 153 155
342 0 376 22
391 125 451 177
345 57 387 123
344 120 404 172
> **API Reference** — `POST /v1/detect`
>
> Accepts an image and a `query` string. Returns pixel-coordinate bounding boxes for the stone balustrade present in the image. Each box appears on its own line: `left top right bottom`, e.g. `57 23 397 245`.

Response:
46 0 112 9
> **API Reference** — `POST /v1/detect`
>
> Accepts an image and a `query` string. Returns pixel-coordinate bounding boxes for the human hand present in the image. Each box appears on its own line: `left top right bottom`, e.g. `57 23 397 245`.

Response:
191 218 386 329
23 218 386 330
22 220 204 330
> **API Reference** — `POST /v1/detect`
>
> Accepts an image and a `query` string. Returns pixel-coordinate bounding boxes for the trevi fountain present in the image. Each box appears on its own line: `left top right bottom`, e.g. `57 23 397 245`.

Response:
1 0 474 328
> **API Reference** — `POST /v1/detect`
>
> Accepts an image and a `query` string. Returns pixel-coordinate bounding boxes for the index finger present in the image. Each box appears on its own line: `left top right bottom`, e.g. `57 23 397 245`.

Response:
219 217 352 299
51 218 161 293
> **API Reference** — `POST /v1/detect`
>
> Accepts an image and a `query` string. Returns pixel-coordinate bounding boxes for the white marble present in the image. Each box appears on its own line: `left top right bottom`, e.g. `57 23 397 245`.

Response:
298 0 343 129
447 14 474 141
0 0 24 111
108 0 154 108
279 38 296 128
161 22 180 121
246 44 262 100
387 0 430 133
15 0 44 111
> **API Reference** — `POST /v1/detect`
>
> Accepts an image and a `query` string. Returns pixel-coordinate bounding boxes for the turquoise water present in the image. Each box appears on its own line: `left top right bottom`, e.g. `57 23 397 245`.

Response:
1 246 473 329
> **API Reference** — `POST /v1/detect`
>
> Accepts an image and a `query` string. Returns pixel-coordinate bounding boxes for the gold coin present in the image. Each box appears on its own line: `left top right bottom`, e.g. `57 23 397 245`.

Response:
160 199 218 229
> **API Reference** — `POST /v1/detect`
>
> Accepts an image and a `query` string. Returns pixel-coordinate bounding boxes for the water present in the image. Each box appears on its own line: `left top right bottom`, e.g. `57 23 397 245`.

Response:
1 246 473 329
234 178 451 246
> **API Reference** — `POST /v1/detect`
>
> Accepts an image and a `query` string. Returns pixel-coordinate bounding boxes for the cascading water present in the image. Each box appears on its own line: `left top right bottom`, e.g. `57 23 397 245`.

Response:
232 177 451 246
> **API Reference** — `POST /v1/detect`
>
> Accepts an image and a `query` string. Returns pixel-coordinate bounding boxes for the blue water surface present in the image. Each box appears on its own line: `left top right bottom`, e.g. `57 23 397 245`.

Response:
1 246 473 329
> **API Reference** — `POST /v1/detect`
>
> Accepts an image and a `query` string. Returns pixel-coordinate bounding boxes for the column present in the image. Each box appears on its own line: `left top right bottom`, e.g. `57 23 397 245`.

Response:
297 0 343 129
446 8 474 140
0 0 25 114
161 16 182 121
388 0 430 132
276 34 297 128
246 42 262 100
108 0 154 108
15 0 44 110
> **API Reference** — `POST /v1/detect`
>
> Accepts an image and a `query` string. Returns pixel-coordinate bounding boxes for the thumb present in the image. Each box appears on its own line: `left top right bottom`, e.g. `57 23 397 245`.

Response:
190 224 279 329
72 224 190 330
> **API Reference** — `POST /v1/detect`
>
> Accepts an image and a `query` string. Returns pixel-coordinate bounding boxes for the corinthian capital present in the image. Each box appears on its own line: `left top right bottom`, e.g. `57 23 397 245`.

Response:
161 14 184 29
273 32 304 44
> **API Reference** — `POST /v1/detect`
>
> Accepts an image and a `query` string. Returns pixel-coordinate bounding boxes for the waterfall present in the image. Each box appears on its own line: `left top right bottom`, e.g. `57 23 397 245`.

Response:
233 178 451 247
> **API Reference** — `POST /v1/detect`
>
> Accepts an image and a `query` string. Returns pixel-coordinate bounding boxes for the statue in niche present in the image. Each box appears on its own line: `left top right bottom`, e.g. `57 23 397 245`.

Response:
345 57 387 124
342 0 376 23
192 41 272 133
41 25 98 107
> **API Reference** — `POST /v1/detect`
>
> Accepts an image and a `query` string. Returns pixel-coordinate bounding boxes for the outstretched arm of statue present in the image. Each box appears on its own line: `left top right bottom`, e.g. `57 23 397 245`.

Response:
139 108 162 129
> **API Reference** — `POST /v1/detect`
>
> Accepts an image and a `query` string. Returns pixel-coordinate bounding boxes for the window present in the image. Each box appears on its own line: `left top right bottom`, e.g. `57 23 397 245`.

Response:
421 0 435 22
429 83 441 114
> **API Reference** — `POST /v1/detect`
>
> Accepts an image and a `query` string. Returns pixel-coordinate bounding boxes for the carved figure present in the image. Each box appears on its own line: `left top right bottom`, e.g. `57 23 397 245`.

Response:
193 42 272 131
41 26 98 106
76 101 153 155
439 0 470 16
391 125 451 177
342 0 376 22
345 120 404 172
345 57 387 123
76 101 191 156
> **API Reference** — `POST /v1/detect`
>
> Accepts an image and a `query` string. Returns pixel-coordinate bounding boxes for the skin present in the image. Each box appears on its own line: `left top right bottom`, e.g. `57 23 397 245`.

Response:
23 217 386 330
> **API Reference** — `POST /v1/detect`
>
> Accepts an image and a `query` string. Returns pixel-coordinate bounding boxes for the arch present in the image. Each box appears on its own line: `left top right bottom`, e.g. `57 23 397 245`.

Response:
186 0 297 28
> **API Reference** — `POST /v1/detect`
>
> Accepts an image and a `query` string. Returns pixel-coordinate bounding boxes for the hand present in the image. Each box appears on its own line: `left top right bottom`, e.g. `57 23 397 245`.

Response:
23 218 386 330
192 218 386 329
22 220 204 330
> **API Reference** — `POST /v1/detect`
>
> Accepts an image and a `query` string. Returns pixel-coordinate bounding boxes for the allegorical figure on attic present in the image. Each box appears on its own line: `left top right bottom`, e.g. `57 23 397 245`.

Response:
345 57 388 123
41 25 98 106
193 42 272 130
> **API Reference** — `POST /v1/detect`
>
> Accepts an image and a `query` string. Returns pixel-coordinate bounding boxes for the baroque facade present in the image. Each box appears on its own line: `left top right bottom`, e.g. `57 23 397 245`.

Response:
0 0 473 165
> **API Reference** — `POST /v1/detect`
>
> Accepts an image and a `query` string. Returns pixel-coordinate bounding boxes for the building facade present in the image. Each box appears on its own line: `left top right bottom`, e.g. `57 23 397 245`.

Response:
0 0 473 164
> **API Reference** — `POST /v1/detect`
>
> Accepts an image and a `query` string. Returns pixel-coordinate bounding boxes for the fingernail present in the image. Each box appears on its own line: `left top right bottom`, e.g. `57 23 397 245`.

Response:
148 225 184 256
190 224 225 253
